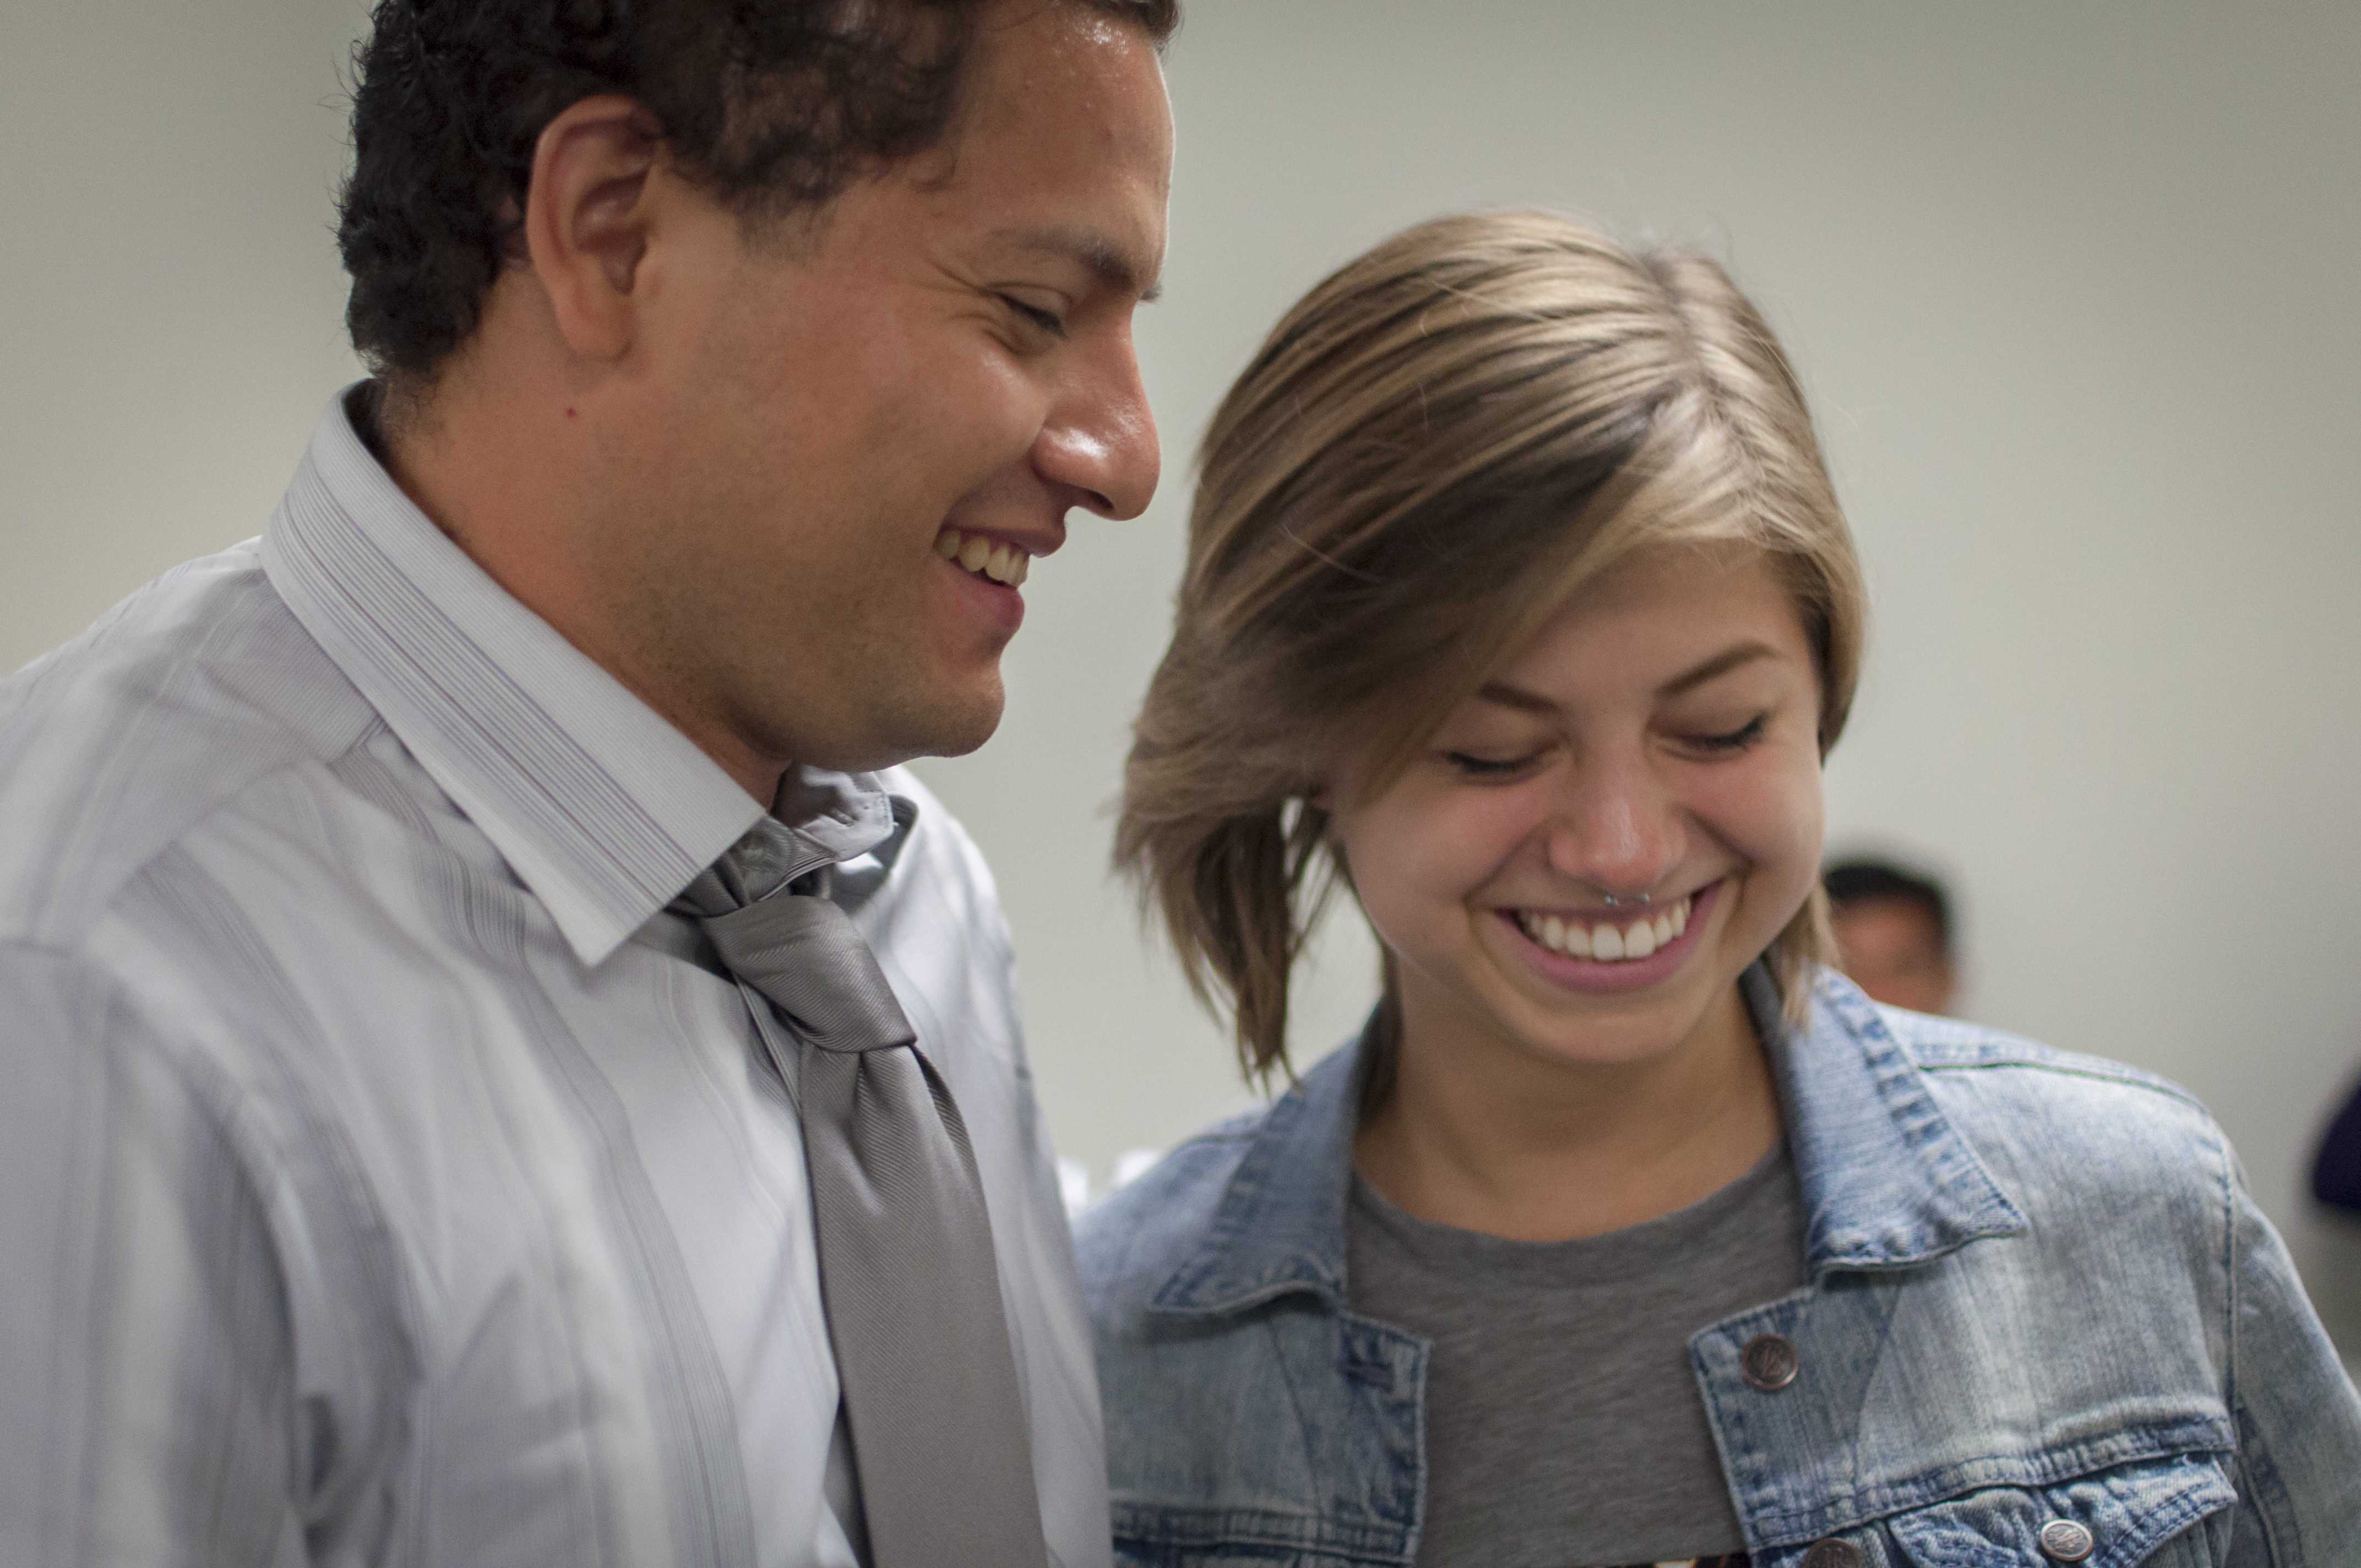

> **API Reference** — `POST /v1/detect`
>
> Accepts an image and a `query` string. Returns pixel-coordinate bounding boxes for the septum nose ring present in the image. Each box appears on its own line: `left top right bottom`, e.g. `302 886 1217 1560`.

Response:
1600 891 1652 909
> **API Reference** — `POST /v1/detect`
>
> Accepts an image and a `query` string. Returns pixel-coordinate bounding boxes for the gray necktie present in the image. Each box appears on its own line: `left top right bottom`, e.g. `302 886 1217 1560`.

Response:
685 857 1048 1567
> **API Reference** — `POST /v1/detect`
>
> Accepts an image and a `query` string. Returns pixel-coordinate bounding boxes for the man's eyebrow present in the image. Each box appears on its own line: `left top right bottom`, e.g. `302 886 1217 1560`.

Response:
987 225 1162 302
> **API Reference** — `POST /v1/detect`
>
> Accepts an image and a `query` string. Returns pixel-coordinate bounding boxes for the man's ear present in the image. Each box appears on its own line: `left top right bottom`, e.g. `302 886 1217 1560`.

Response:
520 95 665 362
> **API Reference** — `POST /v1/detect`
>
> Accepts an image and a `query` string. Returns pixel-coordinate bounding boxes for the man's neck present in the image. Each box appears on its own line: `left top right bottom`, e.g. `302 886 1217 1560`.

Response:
364 378 788 809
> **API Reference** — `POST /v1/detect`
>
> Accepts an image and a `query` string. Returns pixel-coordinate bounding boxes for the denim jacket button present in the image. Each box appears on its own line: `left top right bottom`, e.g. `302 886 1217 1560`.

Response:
1800 1539 1864 1568
1740 1332 1800 1391
2038 1519 2097 1562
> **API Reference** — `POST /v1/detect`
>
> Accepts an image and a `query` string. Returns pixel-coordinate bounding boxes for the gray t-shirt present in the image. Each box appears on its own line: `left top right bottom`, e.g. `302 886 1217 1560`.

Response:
1346 1142 1805 1567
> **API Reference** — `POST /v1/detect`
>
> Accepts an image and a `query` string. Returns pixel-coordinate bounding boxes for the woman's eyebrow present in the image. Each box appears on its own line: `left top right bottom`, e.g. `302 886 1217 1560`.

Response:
1659 641 1778 697
1474 640 1780 714
1473 681 1559 715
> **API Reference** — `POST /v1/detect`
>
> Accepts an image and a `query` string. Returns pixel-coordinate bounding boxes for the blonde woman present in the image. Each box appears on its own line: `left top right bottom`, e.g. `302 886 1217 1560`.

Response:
1075 213 2361 1567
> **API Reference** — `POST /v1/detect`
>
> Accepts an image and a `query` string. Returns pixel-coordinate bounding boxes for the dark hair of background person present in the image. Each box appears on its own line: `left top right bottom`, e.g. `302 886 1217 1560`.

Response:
338 0 1180 399
1822 856 1952 956
2314 1072 2361 1215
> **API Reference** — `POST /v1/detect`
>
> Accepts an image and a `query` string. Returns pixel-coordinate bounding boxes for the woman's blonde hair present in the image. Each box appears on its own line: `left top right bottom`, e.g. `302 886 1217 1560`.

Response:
1117 210 1867 1084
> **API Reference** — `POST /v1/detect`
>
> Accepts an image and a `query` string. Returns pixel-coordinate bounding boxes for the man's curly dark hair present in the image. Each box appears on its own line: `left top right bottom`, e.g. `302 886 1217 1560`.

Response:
338 0 1178 394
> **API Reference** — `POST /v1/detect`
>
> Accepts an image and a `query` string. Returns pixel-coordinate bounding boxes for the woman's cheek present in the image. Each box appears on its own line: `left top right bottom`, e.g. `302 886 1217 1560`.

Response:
1346 786 1530 952
1721 748 1825 914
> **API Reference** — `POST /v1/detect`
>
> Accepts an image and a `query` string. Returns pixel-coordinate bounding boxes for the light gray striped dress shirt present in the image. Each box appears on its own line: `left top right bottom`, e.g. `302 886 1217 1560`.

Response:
0 388 1113 1568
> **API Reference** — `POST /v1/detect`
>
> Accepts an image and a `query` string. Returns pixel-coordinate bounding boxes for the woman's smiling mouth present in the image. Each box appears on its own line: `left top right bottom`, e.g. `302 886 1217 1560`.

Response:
1515 894 1690 960
1498 879 1724 990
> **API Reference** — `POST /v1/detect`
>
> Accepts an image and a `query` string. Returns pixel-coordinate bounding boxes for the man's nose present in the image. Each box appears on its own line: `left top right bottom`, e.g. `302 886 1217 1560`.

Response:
1539 754 1684 897
1035 330 1160 521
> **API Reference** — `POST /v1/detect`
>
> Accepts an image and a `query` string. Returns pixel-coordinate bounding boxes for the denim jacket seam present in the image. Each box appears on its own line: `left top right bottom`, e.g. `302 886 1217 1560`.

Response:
1109 1499 1408 1556
2217 1116 2239 1422
1263 1311 1324 1479
2216 1124 2299 1566
1147 1276 1335 1320
2228 1405 2289 1567
1733 1420 2240 1542
1913 1053 2213 1118
1340 1307 1429 1556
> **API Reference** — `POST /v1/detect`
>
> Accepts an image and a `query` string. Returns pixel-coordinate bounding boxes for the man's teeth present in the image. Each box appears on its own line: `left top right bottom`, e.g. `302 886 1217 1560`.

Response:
934 527 1030 586
1515 895 1692 962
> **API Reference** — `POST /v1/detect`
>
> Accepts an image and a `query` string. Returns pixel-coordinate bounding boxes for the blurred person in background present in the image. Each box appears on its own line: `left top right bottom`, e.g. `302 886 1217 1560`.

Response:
0 0 1174 1562
1077 211 2361 1566
1823 853 1959 1015
2315 1071 2361 1216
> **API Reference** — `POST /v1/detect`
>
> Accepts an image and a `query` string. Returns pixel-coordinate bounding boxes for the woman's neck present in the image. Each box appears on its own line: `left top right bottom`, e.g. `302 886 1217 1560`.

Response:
1352 981 1782 1242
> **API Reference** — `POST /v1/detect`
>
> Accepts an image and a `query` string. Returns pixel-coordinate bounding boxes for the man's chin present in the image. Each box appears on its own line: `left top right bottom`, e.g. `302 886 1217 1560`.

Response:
912 684 1007 761
810 679 1004 772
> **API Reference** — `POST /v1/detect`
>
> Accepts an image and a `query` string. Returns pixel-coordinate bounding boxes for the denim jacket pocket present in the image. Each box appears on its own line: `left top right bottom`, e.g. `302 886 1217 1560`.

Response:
1884 1451 2238 1567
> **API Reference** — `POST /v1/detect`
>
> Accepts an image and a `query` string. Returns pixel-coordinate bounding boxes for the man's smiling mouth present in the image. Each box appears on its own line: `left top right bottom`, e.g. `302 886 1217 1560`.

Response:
934 526 1031 586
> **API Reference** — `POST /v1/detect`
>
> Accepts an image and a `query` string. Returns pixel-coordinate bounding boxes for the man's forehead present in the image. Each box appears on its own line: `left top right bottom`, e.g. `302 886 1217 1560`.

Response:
938 1 1172 288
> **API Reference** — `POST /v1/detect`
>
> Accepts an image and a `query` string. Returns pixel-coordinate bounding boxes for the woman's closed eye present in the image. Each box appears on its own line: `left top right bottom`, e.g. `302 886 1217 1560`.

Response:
1680 714 1769 755
1442 749 1546 780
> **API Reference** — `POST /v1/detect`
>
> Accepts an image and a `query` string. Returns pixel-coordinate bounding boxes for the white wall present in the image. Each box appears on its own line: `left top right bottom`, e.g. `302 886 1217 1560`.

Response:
7 1 2358 1352
1 1 373 643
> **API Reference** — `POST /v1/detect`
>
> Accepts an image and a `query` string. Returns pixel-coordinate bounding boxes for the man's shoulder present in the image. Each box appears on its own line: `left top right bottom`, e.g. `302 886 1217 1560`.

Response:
0 542 377 950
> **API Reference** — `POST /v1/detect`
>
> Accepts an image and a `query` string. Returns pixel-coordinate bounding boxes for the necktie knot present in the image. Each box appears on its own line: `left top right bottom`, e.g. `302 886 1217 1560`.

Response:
700 890 917 1055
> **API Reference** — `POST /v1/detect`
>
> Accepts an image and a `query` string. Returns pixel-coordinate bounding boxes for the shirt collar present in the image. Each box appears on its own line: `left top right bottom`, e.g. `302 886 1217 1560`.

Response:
671 786 912 918
262 384 906 966
1149 964 2026 1318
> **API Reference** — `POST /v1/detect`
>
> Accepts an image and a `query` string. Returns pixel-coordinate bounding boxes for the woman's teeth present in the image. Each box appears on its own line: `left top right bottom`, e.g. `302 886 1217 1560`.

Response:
934 527 1030 586
1515 895 1691 962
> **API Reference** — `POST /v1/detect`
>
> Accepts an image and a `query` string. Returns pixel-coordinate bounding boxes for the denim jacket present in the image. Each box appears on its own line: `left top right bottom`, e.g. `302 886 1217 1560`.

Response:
1075 968 2361 1567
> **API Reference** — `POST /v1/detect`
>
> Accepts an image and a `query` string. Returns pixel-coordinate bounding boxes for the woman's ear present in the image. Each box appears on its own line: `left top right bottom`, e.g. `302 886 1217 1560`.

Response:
519 95 666 363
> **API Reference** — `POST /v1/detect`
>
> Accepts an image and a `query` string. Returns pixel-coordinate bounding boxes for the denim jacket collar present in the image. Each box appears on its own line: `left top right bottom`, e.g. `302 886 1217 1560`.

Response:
1149 965 2027 1317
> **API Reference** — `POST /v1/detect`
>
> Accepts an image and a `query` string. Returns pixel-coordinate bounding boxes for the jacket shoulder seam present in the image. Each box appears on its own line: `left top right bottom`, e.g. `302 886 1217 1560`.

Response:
1908 1045 2210 1114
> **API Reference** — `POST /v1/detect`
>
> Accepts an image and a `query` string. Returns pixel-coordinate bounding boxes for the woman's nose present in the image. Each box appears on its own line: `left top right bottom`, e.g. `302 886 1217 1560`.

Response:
1539 758 1684 897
